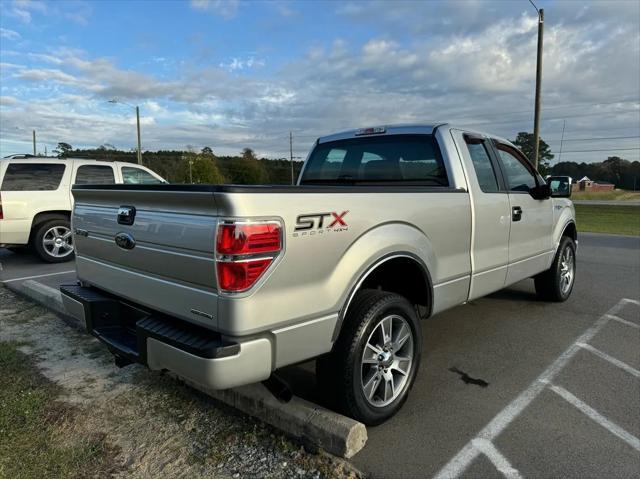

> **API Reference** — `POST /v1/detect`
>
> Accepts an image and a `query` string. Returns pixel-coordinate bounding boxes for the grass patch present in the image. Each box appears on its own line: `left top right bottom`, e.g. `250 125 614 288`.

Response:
575 204 640 236
572 190 640 201
0 341 120 479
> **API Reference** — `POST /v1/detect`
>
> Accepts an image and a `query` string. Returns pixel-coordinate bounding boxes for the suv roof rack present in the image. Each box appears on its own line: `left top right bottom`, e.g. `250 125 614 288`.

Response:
3 153 37 159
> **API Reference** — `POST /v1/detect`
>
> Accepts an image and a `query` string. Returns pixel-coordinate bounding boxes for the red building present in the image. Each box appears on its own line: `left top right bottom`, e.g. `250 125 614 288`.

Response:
572 176 615 192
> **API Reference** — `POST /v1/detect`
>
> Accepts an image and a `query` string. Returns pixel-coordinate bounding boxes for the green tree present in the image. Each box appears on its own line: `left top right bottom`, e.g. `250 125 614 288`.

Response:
231 148 270 184
181 153 225 184
512 132 554 175
53 142 73 158
201 146 214 156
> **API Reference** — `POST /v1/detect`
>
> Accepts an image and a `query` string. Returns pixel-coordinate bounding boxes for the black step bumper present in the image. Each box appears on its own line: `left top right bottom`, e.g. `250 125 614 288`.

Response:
59 284 239 366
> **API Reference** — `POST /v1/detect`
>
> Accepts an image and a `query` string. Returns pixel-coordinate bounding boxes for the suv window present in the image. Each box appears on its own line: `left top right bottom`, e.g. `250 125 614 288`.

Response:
74 165 115 185
495 145 537 192
301 134 448 186
1 163 66 191
122 166 162 184
465 137 499 193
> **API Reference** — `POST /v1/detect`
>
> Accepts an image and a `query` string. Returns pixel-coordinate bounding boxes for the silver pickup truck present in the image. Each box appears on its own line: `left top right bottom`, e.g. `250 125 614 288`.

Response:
60 124 576 425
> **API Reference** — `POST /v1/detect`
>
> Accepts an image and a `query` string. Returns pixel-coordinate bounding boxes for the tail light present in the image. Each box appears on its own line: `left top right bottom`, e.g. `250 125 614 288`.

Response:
216 223 281 255
215 221 282 293
0 192 3 220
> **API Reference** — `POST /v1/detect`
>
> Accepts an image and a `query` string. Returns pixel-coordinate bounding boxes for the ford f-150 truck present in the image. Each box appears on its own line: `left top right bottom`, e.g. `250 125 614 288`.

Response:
60 124 576 425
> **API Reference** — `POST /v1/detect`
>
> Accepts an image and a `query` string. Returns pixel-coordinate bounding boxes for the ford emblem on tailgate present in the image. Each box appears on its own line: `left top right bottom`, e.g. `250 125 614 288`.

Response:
115 232 136 250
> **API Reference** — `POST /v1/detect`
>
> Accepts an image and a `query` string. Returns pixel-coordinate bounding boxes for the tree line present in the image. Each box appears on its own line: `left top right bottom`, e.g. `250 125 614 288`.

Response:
52 142 304 185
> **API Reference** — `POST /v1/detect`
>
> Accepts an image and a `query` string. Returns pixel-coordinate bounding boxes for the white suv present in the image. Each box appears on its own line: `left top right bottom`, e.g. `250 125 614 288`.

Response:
0 157 166 262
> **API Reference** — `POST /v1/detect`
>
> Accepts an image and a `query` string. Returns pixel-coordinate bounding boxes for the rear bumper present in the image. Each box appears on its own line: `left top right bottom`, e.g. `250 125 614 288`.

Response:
0 219 31 245
60 284 272 390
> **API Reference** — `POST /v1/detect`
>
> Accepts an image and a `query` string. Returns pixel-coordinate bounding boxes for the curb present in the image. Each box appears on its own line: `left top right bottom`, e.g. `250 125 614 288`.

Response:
182 378 367 459
4 280 84 330
2 279 368 459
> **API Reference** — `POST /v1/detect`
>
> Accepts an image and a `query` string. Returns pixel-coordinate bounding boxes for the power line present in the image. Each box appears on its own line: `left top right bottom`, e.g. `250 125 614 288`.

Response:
463 108 640 127
546 135 640 143
549 147 640 153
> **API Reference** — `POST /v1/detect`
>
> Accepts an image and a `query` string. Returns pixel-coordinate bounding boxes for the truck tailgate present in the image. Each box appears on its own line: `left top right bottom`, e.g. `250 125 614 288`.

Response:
71 186 220 329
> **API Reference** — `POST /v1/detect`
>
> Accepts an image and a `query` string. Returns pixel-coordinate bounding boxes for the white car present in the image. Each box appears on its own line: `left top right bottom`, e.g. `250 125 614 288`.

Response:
0 157 166 262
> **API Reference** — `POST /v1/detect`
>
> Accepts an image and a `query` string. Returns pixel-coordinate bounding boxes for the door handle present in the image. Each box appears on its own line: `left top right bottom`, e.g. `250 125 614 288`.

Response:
512 206 522 222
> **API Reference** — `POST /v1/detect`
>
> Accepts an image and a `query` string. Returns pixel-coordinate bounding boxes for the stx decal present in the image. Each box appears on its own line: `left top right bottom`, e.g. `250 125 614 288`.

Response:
293 211 349 237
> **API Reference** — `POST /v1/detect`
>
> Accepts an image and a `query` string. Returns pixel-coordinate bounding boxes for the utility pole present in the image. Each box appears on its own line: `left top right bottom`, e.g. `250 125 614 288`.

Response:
136 105 142 165
289 131 294 185
32 130 36 155
531 4 544 170
109 99 142 165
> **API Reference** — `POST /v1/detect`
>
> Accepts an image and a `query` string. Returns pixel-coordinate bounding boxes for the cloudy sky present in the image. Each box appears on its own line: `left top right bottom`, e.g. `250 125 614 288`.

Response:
1 0 638 163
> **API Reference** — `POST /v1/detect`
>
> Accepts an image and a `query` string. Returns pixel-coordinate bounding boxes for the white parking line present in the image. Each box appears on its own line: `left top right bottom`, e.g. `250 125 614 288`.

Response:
433 298 636 479
471 439 522 479
606 314 640 330
549 384 640 451
1 270 75 283
578 342 640 379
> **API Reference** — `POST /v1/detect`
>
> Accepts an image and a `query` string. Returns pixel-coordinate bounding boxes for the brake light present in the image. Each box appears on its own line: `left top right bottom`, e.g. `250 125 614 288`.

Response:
0 192 3 220
216 223 281 255
215 221 282 293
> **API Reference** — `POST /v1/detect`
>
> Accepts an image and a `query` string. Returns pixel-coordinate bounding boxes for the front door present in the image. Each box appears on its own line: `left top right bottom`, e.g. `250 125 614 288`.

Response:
492 142 554 285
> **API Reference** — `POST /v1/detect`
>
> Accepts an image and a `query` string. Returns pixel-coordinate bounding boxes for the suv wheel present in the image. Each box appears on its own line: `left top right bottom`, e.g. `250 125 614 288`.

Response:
535 236 576 302
33 218 75 263
319 289 421 425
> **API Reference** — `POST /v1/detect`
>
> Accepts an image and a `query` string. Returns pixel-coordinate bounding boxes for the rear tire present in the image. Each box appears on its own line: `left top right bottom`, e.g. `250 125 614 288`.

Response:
33 218 75 263
318 289 421 426
535 236 576 302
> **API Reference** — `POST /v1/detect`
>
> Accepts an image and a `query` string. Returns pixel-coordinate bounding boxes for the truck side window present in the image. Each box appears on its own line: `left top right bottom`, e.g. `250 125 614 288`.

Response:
75 165 115 185
496 146 537 192
1 163 66 191
122 167 163 184
465 138 499 193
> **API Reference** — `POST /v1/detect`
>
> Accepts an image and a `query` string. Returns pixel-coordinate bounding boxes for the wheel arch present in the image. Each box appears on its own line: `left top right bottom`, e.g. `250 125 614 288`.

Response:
29 210 71 242
561 221 577 241
333 252 433 341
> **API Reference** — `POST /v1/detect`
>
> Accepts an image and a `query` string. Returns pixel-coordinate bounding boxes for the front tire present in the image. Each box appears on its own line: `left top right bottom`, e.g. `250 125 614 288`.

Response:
535 236 576 302
33 218 75 263
319 289 421 426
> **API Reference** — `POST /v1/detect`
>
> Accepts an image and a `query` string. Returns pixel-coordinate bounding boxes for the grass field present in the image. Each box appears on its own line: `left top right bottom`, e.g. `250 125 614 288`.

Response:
575 204 640 236
571 190 640 201
0 342 118 479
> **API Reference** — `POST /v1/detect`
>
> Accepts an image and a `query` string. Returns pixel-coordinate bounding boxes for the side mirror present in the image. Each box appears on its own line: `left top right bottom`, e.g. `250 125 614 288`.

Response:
529 183 551 200
547 176 572 198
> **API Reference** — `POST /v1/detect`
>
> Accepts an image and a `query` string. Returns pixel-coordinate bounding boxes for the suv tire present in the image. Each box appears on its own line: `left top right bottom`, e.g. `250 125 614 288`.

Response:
33 218 75 263
318 289 422 425
535 236 576 302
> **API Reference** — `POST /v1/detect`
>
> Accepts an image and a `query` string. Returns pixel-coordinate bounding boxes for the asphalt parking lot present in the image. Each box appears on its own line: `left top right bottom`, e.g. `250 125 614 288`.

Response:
1 232 639 479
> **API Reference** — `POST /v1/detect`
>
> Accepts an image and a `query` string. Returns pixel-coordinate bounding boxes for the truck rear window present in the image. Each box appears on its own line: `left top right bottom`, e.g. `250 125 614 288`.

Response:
1 163 66 191
300 134 448 186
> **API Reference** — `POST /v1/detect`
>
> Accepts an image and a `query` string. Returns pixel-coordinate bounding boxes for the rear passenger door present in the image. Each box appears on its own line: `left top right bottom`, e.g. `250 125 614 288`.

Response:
73 164 116 186
454 131 511 300
492 142 554 284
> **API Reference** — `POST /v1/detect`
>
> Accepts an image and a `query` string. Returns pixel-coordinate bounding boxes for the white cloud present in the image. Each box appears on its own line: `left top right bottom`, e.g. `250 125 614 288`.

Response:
219 56 266 72
190 0 240 19
7 0 48 23
0 28 22 41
